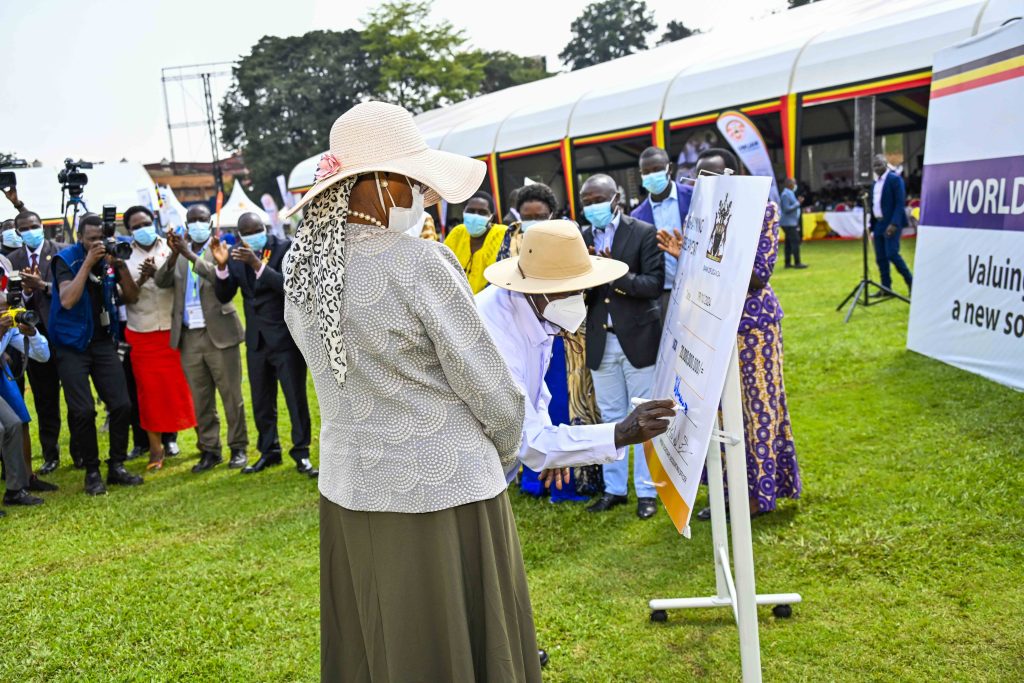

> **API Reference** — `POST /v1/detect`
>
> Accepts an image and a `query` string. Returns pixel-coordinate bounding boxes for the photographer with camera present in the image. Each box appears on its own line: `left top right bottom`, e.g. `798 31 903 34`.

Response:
10 210 80 474
50 213 143 495
0 291 53 511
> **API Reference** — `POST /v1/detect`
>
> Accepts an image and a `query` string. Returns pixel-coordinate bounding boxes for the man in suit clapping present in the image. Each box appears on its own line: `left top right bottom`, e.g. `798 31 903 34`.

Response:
578 174 665 520
212 212 315 477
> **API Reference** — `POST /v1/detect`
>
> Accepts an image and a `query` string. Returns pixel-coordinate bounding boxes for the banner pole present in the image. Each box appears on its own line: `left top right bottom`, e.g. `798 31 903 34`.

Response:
721 344 762 682
704 424 731 600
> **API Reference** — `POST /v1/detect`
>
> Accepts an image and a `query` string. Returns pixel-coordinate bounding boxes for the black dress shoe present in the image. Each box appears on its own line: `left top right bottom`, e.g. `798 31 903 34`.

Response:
794 263 809 269
192 452 223 473
637 497 658 520
587 493 629 513
27 475 58 492
72 457 84 470
538 649 549 667
228 449 248 469
696 506 714 521
125 446 148 461
164 440 181 457
241 453 282 474
38 459 59 475
4 489 44 506
0 509 6 517
84 471 107 496
108 464 144 487
294 458 318 477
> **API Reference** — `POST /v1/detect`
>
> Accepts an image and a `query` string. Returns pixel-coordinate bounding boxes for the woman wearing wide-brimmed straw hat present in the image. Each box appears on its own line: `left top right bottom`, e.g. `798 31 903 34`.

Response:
281 101 538 682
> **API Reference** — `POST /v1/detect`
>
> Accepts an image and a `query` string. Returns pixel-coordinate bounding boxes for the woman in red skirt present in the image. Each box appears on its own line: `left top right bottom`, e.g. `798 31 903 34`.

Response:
121 206 196 470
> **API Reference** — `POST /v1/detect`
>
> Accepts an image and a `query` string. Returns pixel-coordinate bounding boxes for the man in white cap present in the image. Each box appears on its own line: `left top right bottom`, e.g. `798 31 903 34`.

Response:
479 220 675 491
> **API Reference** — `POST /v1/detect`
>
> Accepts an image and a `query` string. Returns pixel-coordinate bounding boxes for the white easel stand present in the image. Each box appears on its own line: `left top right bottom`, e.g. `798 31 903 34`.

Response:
647 344 802 683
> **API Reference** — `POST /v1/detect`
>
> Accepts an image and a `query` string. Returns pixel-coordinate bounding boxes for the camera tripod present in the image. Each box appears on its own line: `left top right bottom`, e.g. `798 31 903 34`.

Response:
835 189 910 323
61 194 88 243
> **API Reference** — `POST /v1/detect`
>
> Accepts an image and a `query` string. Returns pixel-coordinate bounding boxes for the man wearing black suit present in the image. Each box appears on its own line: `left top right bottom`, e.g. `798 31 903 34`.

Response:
10 210 78 474
578 174 665 519
212 212 316 477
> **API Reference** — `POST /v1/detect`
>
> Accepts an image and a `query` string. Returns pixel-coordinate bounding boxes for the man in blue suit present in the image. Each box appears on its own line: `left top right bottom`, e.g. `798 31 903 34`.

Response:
631 146 693 319
871 154 913 294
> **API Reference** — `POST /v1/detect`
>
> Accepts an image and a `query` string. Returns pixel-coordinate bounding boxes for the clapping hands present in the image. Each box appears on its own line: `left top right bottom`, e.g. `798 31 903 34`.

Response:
656 229 683 258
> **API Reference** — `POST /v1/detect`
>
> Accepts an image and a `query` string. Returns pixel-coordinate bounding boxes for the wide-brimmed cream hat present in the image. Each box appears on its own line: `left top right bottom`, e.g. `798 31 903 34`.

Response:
281 101 485 220
484 220 628 294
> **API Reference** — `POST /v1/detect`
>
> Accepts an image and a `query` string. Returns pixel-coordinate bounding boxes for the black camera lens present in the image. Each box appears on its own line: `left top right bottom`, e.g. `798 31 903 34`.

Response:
13 310 39 327
105 239 133 261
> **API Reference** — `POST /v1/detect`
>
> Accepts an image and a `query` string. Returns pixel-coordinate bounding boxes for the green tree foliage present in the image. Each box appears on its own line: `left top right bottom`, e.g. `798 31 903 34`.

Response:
477 52 550 94
559 0 657 71
219 30 374 198
220 1 551 194
658 20 701 45
362 1 484 113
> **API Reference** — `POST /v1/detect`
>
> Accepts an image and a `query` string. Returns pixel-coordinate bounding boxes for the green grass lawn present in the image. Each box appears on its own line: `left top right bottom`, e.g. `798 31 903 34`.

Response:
3 239 1023 681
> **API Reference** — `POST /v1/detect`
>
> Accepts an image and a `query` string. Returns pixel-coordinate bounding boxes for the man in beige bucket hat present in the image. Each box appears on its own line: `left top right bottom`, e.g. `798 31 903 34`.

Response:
479 220 675 491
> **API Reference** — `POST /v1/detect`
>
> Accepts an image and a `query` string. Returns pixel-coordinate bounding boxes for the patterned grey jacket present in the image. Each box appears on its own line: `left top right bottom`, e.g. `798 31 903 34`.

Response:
285 222 525 513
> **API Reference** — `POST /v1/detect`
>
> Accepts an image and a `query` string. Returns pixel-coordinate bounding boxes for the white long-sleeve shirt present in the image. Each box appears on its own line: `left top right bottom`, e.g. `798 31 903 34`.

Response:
475 285 621 483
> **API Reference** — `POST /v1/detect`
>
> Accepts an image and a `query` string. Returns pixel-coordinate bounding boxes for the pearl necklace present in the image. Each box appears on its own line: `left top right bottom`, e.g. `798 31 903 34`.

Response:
349 210 385 228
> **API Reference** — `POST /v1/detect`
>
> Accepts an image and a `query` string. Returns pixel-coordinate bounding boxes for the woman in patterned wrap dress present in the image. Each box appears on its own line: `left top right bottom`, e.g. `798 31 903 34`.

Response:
658 148 801 518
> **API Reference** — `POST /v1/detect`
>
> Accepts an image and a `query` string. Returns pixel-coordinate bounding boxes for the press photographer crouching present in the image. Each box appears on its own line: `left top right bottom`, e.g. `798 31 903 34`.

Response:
50 212 144 495
0 278 51 513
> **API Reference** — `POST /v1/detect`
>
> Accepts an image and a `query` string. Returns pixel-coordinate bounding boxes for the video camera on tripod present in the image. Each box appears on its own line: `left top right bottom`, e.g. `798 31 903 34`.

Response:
3 272 40 327
102 205 132 260
58 158 92 199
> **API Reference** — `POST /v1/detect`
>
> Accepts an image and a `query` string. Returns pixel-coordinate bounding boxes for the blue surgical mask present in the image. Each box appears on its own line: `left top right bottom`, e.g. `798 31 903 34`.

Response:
132 225 158 247
641 167 670 195
22 228 44 250
2 228 23 248
241 229 268 252
520 219 546 233
583 201 615 229
187 221 212 243
463 213 490 238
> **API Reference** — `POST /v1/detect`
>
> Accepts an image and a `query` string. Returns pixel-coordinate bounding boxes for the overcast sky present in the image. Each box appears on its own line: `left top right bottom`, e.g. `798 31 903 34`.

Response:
1 0 786 167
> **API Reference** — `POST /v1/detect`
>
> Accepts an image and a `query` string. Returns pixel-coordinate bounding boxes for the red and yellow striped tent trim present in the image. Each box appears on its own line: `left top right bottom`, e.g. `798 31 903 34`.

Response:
498 141 562 160
802 70 932 105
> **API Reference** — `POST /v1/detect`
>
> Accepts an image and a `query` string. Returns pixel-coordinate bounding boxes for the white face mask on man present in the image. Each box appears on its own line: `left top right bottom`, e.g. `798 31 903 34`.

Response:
542 293 587 334
375 172 426 234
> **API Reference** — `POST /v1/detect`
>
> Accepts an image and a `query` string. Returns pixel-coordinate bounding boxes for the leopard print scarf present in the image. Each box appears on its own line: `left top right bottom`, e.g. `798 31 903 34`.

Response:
284 177 358 386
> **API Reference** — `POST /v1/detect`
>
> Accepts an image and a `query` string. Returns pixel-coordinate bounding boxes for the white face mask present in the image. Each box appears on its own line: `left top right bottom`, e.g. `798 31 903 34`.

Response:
375 173 426 234
542 293 587 334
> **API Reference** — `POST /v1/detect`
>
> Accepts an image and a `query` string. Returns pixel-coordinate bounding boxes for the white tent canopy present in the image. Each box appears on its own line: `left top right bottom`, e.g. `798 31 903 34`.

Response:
0 161 159 223
216 180 270 229
289 0 1019 193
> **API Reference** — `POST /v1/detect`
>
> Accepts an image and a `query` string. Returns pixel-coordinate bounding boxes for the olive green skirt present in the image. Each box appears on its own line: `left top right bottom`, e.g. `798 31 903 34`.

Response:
320 493 542 683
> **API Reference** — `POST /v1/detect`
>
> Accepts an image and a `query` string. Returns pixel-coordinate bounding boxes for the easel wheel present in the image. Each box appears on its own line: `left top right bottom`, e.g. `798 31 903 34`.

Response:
650 610 668 623
772 604 793 619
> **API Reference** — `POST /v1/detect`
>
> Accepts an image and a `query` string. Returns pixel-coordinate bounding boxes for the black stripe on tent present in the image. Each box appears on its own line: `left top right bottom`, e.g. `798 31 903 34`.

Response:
932 43 1024 81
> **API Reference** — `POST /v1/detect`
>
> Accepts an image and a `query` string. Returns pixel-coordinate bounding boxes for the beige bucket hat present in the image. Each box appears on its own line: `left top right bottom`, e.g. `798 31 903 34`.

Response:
281 101 486 220
484 220 628 294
